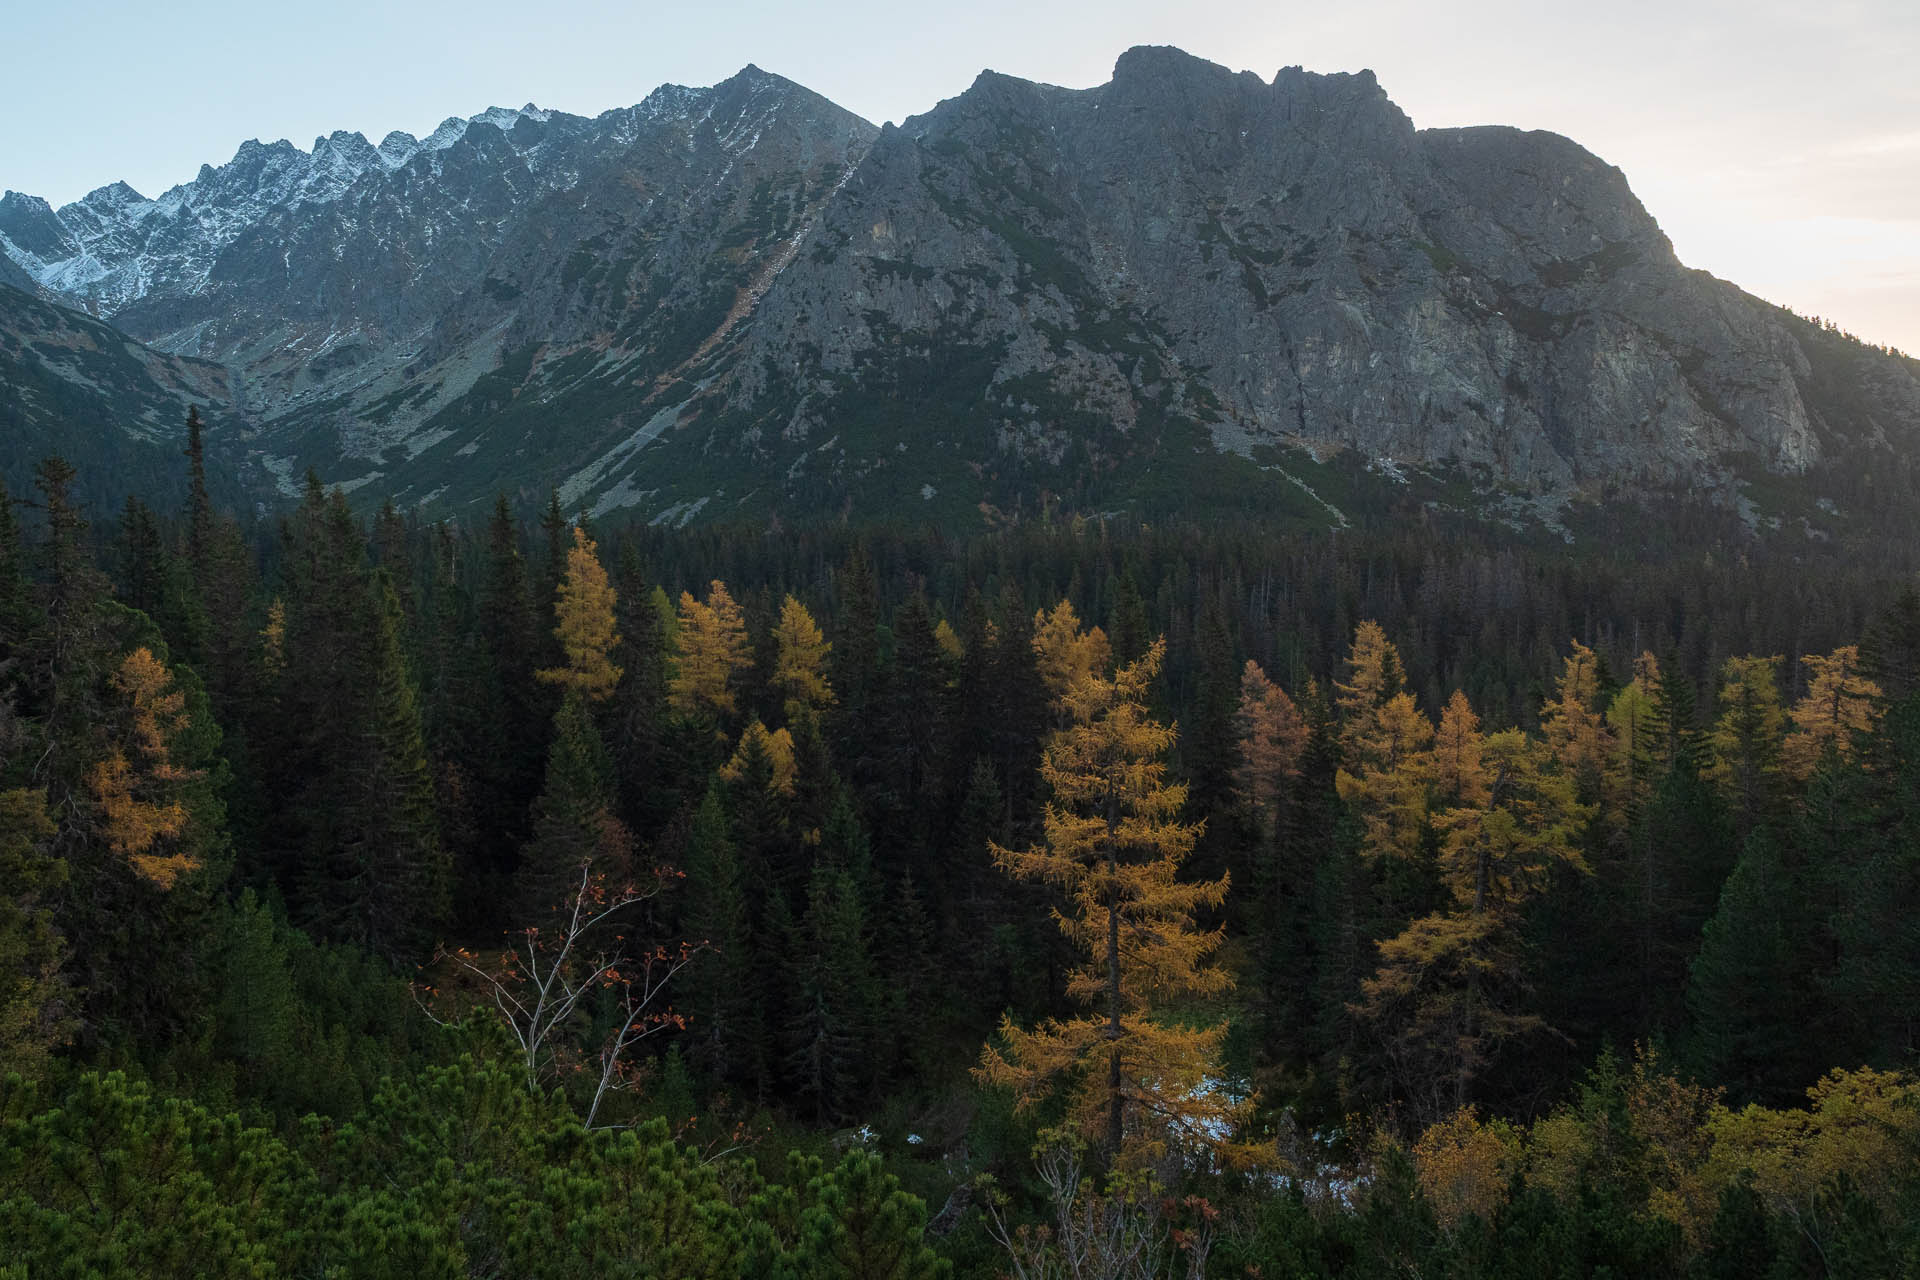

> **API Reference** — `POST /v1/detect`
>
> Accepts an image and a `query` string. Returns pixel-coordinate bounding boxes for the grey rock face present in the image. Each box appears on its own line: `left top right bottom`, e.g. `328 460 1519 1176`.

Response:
4 48 1916 529
735 45 1885 509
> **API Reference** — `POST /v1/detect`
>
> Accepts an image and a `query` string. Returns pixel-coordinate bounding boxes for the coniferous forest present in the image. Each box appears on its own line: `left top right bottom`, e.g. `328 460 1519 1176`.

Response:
4 417 1920 1277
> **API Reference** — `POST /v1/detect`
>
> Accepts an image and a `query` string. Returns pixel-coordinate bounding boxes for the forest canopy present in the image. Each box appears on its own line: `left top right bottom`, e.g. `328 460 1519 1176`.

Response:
2 437 1918 1276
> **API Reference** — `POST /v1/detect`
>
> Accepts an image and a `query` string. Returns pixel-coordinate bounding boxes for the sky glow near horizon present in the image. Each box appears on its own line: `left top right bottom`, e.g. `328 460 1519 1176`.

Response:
4 0 1915 353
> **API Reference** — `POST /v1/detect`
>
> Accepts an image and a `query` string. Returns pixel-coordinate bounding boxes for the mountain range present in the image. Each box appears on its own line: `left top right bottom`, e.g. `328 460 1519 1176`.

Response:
4 47 1918 539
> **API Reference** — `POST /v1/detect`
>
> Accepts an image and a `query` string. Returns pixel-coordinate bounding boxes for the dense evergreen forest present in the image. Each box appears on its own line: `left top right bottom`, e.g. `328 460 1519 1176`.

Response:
3 416 1919 1277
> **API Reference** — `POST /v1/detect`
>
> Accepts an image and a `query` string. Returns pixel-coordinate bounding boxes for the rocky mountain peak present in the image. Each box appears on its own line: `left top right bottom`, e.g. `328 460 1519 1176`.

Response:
1112 43 1258 89
3 50 1915 539
0 191 73 263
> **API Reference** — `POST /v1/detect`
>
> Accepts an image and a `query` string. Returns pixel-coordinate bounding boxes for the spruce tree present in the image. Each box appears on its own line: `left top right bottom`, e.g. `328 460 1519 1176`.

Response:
213 888 297 1097
877 590 944 861
0 787 69 1077
182 404 212 575
682 782 764 1093
480 494 543 842
785 854 876 1125
327 574 449 963
1686 829 1820 1105
1187 596 1242 869
0 484 38 654
117 496 167 620
611 544 670 827
1106 571 1149 668
516 691 623 919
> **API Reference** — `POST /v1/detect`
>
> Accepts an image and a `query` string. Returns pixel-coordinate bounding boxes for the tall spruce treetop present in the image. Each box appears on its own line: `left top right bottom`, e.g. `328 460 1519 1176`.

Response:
183 405 212 574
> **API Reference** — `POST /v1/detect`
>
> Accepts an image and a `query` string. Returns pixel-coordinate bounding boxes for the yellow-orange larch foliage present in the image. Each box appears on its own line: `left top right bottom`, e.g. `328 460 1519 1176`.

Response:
1704 1067 1920 1231
1234 659 1308 840
1332 621 1435 860
933 617 964 664
1360 721 1589 1115
1430 730 1588 915
669 580 751 719
1605 652 1664 828
974 618 1249 1168
1781 645 1882 779
1412 1107 1523 1232
770 595 834 718
1429 690 1492 809
1336 689 1435 863
718 718 798 796
537 527 623 701
1334 620 1400 760
89 647 202 888
1032 599 1111 708
1540 639 1613 795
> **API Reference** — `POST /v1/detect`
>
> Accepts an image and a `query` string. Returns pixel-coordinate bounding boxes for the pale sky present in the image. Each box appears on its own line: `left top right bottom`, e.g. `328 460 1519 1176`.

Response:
5 0 1916 353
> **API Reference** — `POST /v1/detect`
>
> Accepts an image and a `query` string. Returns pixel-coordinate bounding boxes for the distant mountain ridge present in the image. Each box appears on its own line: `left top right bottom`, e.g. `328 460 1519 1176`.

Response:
4 48 1917 540
0 281 249 513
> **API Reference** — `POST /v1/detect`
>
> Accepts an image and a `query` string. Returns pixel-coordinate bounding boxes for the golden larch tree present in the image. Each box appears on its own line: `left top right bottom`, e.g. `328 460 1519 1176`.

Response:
259 598 288 683
669 580 751 719
1781 645 1882 779
771 595 834 718
1032 599 1112 709
1430 690 1492 809
974 617 1248 1167
1335 620 1402 756
1539 639 1612 795
1233 659 1308 841
933 617 965 664
1332 621 1433 861
1336 690 1435 863
1359 715 1589 1116
537 527 622 701
89 647 203 888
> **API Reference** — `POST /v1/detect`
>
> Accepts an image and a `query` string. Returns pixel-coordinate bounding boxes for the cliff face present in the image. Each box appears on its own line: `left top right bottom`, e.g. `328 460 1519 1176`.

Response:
732 48 1858 499
5 48 1917 534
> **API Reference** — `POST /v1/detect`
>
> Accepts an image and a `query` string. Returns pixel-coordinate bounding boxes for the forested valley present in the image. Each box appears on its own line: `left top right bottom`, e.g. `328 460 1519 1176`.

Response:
4 417 1920 1277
